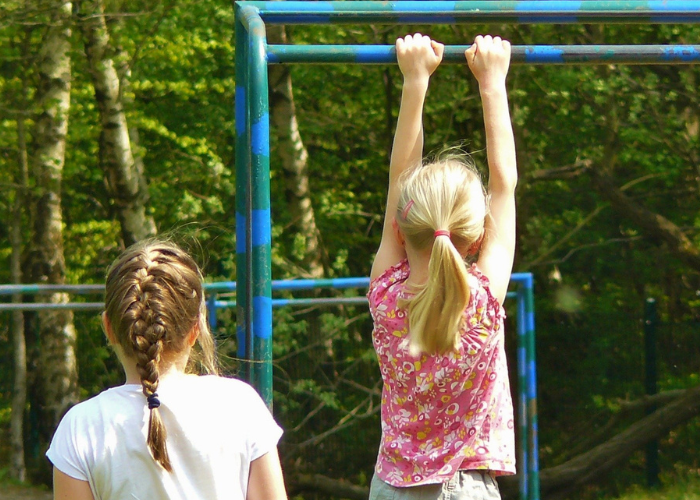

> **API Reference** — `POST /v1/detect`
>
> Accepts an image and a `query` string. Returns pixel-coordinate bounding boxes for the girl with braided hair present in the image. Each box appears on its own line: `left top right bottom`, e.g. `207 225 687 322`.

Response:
48 240 287 500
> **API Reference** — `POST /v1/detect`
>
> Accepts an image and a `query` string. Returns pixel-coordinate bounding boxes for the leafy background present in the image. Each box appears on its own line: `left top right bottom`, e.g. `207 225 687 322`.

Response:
1 1 699 498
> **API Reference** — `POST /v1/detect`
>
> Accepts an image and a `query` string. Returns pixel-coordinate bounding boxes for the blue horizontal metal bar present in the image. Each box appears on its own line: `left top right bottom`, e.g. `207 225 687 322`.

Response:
272 277 371 290
511 273 533 286
1 278 530 311
238 1 700 24
268 45 700 65
205 277 371 293
0 284 104 295
215 296 369 309
0 302 104 311
0 275 534 297
0 279 370 296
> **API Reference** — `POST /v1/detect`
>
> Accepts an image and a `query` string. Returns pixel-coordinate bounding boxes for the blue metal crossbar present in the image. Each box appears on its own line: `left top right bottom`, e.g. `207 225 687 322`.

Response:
0 278 370 296
240 1 700 25
268 44 700 65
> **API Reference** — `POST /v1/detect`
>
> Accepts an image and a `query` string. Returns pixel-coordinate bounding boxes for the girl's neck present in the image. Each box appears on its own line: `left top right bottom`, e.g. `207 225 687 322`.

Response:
120 350 191 385
405 245 431 286
122 363 187 385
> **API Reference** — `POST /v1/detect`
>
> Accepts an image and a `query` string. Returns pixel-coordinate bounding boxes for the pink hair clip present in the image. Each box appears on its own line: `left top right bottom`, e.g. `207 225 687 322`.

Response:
401 199 415 220
434 229 451 238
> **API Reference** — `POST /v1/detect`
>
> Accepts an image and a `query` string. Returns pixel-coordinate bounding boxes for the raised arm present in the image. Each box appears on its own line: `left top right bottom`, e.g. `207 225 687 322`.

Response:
466 35 518 304
371 33 444 280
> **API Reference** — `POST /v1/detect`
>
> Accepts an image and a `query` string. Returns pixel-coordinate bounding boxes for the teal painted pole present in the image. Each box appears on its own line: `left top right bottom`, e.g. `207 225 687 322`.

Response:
516 288 528 500
524 276 540 500
644 298 659 487
243 6 274 407
512 272 539 500
235 4 253 384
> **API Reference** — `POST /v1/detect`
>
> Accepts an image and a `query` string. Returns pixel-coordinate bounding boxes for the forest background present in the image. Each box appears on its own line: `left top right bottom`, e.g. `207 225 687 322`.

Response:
1 1 699 499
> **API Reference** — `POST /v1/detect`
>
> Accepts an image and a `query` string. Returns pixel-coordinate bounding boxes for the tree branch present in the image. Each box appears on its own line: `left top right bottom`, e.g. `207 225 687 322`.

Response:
497 384 700 499
291 474 369 500
554 389 687 463
527 160 590 181
282 385 700 500
523 204 607 269
589 166 700 272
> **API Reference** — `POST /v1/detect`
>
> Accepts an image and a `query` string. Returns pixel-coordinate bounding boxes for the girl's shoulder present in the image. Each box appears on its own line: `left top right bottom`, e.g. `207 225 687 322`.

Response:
54 385 141 429
368 259 409 292
367 259 409 306
465 263 505 320
466 262 491 289
165 374 263 401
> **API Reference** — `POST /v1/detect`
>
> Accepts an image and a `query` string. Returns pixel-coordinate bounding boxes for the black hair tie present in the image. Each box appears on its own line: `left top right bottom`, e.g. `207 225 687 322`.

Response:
147 393 161 410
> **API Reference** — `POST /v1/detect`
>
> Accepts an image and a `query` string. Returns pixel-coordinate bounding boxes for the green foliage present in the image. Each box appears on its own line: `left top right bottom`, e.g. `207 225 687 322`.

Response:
1 2 700 497
612 470 700 500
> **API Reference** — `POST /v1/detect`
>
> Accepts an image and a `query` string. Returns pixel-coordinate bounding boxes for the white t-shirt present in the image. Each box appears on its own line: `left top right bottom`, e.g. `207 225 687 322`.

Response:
47 374 282 500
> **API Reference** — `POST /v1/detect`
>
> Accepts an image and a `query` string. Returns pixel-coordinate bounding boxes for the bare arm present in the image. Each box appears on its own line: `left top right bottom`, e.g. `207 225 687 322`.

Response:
247 448 287 500
53 468 94 500
466 36 518 304
370 33 444 280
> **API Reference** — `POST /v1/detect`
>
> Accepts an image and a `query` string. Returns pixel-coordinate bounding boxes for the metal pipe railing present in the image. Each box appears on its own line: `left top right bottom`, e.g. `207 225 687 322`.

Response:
268 44 700 65
240 1 700 25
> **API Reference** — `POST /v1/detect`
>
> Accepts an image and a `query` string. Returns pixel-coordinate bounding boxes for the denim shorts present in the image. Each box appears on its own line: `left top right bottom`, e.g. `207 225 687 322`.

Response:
369 471 501 500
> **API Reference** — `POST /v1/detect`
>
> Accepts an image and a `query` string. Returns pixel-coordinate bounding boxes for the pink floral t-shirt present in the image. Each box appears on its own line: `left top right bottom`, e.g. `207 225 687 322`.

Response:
368 260 515 487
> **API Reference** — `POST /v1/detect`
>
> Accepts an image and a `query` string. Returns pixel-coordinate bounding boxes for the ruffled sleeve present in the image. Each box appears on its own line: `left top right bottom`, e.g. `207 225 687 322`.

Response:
459 264 506 350
367 259 410 316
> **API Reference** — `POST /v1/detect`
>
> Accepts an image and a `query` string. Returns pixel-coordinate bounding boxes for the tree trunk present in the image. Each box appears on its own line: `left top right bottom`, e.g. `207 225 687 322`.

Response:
76 0 156 247
9 84 30 484
26 0 78 470
497 384 700 499
267 24 329 371
267 24 324 279
589 166 700 273
287 385 700 500
292 473 369 500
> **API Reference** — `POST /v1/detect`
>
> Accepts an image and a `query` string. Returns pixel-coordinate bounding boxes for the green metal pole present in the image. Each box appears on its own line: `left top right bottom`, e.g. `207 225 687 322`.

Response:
234 4 253 384
517 289 528 500
525 277 540 500
242 6 274 407
644 297 659 487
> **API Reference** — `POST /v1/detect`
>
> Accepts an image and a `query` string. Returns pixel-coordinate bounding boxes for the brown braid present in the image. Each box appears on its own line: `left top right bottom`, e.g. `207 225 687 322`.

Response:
127 259 171 471
105 240 218 472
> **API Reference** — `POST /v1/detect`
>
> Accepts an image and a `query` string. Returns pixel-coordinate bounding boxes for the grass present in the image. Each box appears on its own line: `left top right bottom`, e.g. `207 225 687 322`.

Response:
612 473 700 500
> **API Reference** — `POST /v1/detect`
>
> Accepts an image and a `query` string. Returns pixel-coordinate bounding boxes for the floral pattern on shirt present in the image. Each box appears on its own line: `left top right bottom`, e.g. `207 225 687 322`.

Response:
368 260 515 487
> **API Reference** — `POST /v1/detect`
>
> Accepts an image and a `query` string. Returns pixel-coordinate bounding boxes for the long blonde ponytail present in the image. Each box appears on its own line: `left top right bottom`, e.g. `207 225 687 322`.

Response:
397 158 487 355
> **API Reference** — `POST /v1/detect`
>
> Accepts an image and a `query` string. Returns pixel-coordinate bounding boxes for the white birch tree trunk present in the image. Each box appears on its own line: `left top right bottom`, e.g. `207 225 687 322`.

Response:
76 0 156 247
10 97 29 484
7 24 33 483
267 24 330 368
27 0 78 459
267 25 324 279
